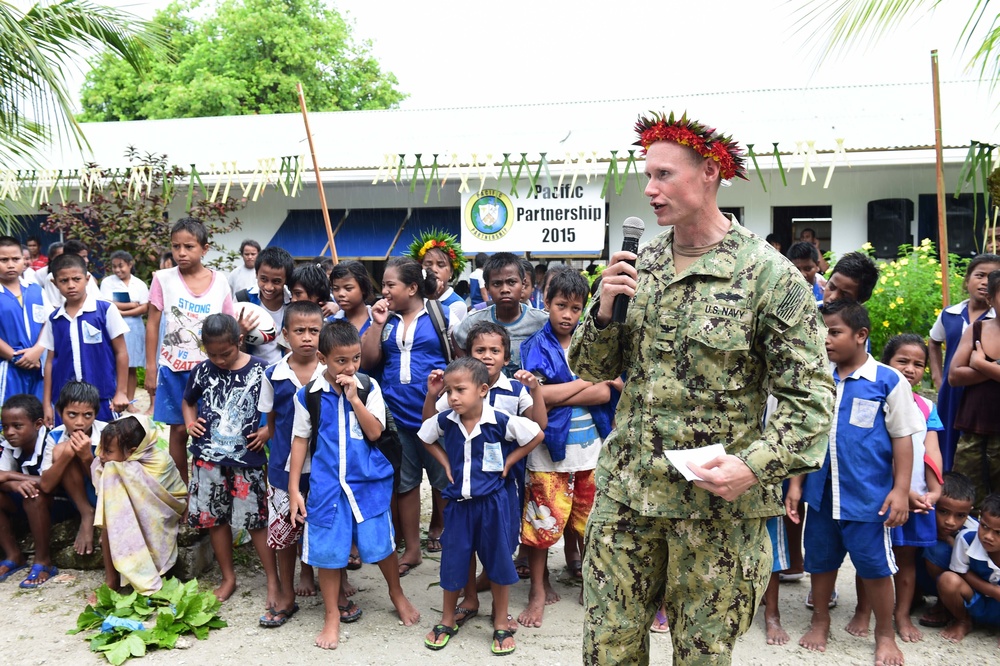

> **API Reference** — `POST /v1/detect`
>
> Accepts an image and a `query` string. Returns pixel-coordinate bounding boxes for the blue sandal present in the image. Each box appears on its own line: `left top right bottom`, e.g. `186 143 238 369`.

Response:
0 560 27 582
19 563 58 589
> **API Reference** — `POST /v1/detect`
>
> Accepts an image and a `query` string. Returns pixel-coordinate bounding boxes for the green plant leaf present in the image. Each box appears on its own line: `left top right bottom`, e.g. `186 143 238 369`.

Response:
95 585 116 610
124 633 146 658
191 624 209 641
71 607 104 633
89 632 115 651
103 638 132 666
114 591 137 610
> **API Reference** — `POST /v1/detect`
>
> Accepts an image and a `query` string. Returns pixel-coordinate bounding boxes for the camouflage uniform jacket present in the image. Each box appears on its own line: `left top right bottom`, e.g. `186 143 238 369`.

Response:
568 217 833 519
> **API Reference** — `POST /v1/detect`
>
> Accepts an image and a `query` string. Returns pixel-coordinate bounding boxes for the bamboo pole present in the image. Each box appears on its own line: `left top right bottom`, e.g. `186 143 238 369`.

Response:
931 50 949 305
296 82 338 264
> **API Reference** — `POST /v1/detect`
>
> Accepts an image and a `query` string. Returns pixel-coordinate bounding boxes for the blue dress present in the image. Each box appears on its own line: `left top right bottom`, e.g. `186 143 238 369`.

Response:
930 300 996 470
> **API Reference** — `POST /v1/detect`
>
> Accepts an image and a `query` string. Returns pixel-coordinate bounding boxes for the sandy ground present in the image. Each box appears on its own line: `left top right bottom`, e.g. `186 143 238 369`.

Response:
4 389 996 665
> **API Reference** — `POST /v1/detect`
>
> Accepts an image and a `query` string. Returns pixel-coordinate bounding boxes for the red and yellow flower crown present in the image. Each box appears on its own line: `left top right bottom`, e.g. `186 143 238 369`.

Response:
406 229 467 275
634 111 748 181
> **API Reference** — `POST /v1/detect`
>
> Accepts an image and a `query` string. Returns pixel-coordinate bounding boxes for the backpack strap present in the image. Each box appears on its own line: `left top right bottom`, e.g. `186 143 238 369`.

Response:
356 372 371 405
424 299 454 363
304 379 322 457
235 288 250 303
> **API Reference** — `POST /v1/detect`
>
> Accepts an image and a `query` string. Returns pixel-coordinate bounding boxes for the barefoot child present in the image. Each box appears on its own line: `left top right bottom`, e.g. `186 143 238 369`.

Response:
938 492 1000 646
419 357 543 655
41 253 130 425
918 472 977 628
790 300 923 665
92 415 186 594
39 382 107 562
288 320 420 649
181 314 276 603
258 302 326 626
518 267 616 629
0 395 59 585
99 250 149 410
146 218 235 484
422 322 547 630
0 236 47 405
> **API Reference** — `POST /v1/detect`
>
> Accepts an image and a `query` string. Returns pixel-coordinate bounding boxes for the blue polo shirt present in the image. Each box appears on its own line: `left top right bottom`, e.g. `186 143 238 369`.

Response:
951 528 1000 585
292 373 391 524
380 301 449 431
417 404 540 502
0 279 48 401
259 354 325 492
802 355 924 522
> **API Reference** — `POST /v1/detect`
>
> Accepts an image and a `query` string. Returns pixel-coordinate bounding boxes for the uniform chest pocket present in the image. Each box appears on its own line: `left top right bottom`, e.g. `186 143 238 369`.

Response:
680 318 753 391
849 398 880 428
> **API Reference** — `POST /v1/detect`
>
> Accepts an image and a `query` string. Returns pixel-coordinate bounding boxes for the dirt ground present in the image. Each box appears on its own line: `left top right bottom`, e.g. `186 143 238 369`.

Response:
4 389 996 665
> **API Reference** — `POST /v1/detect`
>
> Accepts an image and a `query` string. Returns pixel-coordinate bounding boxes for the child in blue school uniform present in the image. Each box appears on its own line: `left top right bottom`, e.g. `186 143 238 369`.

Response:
0 236 48 404
928 253 1000 470
937 492 1000 646
361 257 450 577
329 261 374 337
418 357 543 656
287 320 420 650
40 253 129 426
422 321 548 630
787 300 924 665
258 301 326 626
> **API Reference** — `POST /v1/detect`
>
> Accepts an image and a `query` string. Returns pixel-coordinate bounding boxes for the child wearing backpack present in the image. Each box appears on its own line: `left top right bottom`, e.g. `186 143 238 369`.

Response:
288 320 419 649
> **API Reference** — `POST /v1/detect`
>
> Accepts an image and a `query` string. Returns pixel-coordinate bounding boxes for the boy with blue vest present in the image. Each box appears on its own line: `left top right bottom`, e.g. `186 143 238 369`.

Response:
0 236 48 404
40 254 129 426
258 301 326 626
938 492 1000 645
419 357 543 655
287 320 420 650
517 267 619 629
790 300 923 665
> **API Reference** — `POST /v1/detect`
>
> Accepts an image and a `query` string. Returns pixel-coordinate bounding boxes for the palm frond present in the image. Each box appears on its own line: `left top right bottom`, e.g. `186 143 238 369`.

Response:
792 0 940 60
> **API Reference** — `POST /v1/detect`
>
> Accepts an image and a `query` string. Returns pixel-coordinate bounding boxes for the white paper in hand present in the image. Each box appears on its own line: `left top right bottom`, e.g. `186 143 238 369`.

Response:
664 444 728 481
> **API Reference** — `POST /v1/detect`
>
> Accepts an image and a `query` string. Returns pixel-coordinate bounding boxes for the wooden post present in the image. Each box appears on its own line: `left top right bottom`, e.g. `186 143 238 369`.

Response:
931 50 949 305
296 82 338 264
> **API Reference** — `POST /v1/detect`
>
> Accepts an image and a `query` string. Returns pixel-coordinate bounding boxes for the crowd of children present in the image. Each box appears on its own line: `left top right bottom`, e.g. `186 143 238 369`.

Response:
3 220 1000 662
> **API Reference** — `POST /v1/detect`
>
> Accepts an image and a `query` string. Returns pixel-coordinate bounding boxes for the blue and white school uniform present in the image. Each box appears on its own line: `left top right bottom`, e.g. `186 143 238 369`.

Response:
99 274 149 368
917 517 978 595
39 295 129 423
437 287 467 331
417 405 540 591
39 421 107 506
950 528 1000 625
891 393 944 548
0 279 48 403
469 268 485 308
802 355 925 579
929 300 995 470
328 305 373 338
292 373 394 569
0 426 76 520
436 374 534 549
258 354 325 494
241 285 291 366
381 301 450 493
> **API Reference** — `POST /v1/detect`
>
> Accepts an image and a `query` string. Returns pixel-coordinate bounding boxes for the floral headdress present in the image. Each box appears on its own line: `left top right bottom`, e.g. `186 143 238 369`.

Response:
633 111 748 181
407 229 467 275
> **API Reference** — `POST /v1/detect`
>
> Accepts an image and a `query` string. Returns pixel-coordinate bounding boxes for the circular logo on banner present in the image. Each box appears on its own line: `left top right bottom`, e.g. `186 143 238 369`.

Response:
464 189 514 242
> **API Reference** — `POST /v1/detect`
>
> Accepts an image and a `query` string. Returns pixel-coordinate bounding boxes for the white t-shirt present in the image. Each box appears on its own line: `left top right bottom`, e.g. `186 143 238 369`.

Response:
100 274 150 310
148 267 234 372
228 265 258 294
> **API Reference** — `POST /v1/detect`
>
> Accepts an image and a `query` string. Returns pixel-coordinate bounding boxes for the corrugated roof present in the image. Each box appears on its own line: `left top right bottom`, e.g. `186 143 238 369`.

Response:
31 80 999 172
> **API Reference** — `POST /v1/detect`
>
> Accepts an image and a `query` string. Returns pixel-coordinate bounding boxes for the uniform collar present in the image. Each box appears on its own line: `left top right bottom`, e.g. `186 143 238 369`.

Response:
270 353 325 384
490 373 513 392
446 402 498 429
835 354 879 382
0 276 32 294
655 212 744 280
1 427 47 464
53 293 99 320
440 287 456 300
942 299 997 319
967 536 1000 577
308 372 363 393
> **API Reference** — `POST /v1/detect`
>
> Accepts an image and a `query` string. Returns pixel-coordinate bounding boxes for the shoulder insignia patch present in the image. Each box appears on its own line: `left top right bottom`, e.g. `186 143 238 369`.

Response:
773 282 810 326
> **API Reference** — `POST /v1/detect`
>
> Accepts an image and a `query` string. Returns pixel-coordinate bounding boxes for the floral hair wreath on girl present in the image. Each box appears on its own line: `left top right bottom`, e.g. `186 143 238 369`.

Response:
633 111 748 181
406 229 467 275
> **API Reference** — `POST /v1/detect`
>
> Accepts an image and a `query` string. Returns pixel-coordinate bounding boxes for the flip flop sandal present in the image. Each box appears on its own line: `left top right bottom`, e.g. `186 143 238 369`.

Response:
918 615 949 628
566 559 583 579
454 607 478 627
19 563 58 589
514 558 530 580
424 624 457 651
398 561 420 578
424 536 443 553
650 609 670 634
0 560 27 583
259 603 299 628
491 629 516 656
339 600 363 623
346 553 362 571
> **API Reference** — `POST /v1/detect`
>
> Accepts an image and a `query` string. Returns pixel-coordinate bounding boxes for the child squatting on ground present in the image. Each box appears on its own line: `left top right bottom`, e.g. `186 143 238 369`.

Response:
419 357 543 655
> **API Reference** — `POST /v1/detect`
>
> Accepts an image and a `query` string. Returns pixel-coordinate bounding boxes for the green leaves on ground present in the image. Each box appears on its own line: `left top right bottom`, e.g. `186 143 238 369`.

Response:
69 577 227 665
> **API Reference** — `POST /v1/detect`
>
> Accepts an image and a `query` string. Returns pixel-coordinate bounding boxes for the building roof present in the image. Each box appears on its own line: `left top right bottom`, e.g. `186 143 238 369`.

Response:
35 79 998 173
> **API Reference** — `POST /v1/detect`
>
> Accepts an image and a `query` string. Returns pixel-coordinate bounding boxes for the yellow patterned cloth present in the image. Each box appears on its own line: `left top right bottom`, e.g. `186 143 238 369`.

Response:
92 416 187 594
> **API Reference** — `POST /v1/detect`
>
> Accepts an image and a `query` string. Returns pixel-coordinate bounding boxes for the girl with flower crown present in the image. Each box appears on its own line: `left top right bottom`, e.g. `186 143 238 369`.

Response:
409 231 469 329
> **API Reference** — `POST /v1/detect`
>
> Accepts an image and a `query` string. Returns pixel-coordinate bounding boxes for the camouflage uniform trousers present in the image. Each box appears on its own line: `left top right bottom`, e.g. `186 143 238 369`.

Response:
583 492 771 666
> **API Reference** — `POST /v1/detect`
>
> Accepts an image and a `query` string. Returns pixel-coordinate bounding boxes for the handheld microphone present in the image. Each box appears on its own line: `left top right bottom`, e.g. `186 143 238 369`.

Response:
611 217 645 324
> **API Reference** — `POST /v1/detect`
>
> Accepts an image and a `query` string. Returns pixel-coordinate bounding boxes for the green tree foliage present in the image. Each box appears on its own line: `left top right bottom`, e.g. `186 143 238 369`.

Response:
79 0 406 121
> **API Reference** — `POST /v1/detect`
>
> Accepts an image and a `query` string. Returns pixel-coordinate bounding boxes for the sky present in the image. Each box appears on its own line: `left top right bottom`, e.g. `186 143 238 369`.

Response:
87 0 996 110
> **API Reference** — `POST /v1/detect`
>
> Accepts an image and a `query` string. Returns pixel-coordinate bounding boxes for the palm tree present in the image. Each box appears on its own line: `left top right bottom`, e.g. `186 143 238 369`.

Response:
795 1 999 87
0 0 162 224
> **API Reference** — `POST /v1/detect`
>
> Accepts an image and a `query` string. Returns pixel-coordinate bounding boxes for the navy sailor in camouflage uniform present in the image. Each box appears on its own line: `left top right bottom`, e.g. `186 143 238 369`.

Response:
568 112 834 665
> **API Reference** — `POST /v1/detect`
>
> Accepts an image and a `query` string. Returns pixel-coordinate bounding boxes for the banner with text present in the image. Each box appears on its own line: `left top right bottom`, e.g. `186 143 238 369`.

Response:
460 181 606 253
